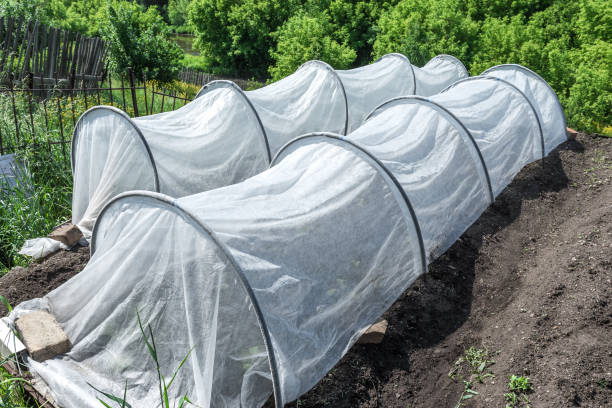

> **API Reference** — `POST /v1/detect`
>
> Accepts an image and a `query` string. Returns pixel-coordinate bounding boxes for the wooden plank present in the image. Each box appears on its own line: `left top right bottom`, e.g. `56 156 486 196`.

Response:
15 20 31 76
0 16 14 72
43 27 52 77
69 33 80 82
32 22 39 75
49 28 59 79
20 21 36 78
58 29 70 77
7 16 23 76
94 38 103 75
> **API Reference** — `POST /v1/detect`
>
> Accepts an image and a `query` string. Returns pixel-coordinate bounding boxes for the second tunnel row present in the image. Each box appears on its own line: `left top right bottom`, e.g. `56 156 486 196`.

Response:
10 65 568 408
71 53 469 236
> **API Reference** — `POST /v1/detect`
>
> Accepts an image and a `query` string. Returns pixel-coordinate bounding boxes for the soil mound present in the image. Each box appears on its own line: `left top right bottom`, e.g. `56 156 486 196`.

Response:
0 246 89 315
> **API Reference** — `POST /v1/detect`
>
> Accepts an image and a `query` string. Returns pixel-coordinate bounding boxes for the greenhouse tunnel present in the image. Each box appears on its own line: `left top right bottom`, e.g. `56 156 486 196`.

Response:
8 66 566 408
71 53 468 237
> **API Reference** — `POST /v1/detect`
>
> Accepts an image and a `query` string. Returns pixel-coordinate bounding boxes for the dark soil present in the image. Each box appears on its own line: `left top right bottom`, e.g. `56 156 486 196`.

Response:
286 133 612 408
1 133 611 407
0 246 89 315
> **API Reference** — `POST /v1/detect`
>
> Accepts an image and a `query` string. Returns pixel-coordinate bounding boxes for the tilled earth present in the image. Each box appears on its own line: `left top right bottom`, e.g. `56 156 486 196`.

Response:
286 133 611 408
1 133 611 407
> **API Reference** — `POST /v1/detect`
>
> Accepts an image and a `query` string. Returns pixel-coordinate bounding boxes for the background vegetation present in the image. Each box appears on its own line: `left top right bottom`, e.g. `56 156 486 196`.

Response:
1 0 608 132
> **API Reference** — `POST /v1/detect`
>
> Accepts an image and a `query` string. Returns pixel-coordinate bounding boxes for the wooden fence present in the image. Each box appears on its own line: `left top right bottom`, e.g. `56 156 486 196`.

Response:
0 16 107 87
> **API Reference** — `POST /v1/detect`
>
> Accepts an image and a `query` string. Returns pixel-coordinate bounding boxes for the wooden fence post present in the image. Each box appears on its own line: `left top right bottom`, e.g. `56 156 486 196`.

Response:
8 74 20 147
128 67 139 117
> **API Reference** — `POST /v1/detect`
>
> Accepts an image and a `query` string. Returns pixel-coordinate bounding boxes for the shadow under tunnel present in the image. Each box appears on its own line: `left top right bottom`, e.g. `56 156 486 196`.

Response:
283 138 582 408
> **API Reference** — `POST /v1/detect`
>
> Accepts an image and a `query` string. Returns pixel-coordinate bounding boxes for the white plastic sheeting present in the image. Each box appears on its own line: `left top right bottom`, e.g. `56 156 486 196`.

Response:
481 64 567 155
10 67 566 408
337 53 468 131
71 54 467 237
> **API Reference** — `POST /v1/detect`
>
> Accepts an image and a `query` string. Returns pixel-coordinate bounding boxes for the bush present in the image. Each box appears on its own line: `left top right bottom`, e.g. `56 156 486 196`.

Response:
373 0 611 133
566 41 612 132
189 0 302 77
168 0 193 31
268 11 356 81
372 0 479 66
103 1 183 82
325 0 391 66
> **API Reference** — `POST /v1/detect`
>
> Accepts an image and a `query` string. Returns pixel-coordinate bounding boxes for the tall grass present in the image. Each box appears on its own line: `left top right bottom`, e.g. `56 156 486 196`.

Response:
0 79 198 275
91 312 194 408
0 148 72 274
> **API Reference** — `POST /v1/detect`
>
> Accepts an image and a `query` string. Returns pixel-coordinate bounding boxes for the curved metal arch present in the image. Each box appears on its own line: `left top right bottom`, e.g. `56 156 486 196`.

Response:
424 54 469 78
70 105 160 192
297 60 349 135
271 132 428 276
90 190 284 408
375 53 417 95
195 80 272 162
440 75 546 160
482 63 568 146
365 96 495 204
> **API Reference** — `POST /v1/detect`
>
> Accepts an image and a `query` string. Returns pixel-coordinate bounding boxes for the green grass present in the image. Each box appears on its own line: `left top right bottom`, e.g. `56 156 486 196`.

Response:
0 365 38 408
0 77 198 275
89 312 194 407
0 90 74 274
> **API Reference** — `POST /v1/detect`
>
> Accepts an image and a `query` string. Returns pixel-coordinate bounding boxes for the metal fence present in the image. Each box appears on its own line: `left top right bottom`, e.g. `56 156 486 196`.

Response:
0 68 197 165
179 68 253 90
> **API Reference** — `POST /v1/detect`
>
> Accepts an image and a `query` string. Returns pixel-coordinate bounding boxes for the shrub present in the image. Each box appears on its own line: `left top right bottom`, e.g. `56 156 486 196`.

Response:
103 1 183 82
168 0 193 32
566 41 612 132
325 0 391 66
189 0 302 77
268 11 356 81
372 0 479 67
373 0 611 133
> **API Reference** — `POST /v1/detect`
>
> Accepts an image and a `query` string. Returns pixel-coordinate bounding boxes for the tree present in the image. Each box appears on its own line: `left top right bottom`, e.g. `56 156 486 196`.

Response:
168 0 192 30
189 0 302 77
103 1 183 82
268 10 356 81
372 0 479 67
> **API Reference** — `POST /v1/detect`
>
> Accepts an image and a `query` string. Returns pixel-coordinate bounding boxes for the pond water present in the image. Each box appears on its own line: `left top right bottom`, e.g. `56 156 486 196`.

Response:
172 34 199 56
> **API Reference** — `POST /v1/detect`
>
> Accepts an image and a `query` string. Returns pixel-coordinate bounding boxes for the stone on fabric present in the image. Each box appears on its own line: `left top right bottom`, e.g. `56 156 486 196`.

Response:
15 311 71 362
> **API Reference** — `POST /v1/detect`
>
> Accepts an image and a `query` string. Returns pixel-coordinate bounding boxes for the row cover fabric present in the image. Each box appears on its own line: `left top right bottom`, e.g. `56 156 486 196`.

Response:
71 54 468 237
10 68 566 408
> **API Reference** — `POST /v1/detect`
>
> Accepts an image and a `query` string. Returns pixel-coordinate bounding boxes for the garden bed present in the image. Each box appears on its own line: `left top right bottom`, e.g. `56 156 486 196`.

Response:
2 133 610 407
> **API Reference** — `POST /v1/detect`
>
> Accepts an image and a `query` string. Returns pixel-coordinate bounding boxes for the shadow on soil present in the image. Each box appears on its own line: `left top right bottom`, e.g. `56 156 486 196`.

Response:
284 138 582 407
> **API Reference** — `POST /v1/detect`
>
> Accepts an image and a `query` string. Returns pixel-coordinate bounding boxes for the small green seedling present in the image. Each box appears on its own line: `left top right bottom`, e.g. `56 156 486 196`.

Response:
505 375 533 407
450 347 497 407
508 375 532 393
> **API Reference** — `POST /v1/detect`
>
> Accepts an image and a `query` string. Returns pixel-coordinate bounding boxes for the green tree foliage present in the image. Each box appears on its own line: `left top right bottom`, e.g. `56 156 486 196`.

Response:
374 0 611 133
189 0 302 77
1 0 610 132
103 1 183 82
325 0 392 66
62 0 107 36
168 0 192 31
0 0 67 26
268 10 356 81
372 0 479 66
